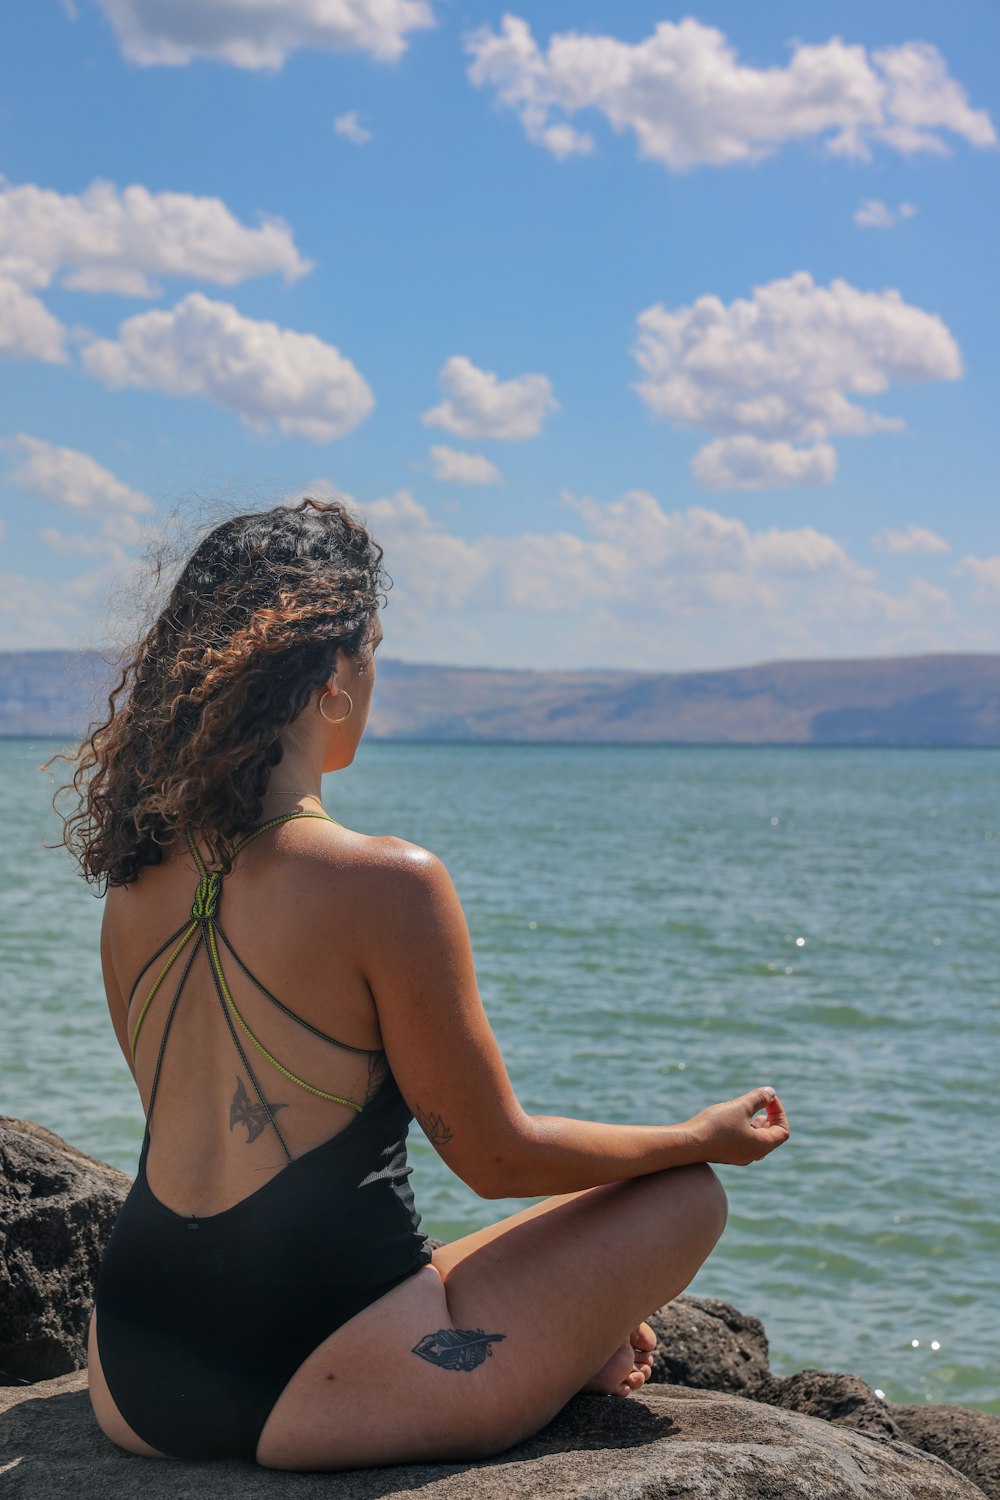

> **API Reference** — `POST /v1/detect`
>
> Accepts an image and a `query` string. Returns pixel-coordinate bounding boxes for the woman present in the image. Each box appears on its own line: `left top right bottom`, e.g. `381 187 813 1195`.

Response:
64 497 789 1470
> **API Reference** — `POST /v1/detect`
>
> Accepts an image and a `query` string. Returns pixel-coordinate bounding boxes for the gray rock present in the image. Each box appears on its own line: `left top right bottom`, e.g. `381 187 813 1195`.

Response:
758 1367 904 1440
893 1403 1000 1500
646 1295 771 1395
0 1371 985 1499
0 1118 131 1385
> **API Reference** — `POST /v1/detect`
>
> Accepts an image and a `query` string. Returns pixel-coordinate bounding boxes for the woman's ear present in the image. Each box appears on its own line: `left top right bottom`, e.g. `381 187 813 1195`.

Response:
327 646 349 689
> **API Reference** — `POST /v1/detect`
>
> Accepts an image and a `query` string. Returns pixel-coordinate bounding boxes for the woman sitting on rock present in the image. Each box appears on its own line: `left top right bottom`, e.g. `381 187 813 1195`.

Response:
62 497 790 1470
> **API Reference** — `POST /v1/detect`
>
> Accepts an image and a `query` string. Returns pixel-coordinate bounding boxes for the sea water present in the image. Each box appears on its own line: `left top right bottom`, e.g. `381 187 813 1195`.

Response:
1 738 996 1411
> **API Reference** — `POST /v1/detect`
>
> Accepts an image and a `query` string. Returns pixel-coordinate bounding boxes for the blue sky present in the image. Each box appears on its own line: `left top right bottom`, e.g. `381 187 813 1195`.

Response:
0 0 997 670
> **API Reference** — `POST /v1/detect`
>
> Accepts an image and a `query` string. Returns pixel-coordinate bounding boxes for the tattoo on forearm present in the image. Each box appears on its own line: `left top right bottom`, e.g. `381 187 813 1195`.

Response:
229 1075 288 1144
412 1329 506 1371
415 1103 454 1146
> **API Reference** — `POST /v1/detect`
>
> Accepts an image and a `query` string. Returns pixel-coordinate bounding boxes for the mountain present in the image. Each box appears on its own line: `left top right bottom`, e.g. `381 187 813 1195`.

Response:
2 650 999 746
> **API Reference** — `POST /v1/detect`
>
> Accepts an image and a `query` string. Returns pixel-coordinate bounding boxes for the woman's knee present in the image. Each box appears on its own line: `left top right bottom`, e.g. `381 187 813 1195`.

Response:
671 1162 729 1241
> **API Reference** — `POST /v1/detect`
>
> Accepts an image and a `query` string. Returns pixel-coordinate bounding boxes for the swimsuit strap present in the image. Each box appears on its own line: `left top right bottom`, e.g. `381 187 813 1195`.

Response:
134 809 372 1166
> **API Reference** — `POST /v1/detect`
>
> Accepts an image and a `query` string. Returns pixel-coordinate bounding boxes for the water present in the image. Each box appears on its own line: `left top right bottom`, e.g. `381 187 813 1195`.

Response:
2 739 997 1412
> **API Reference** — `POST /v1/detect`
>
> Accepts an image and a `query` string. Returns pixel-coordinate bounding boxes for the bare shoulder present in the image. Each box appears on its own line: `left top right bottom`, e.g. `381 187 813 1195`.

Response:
325 827 450 907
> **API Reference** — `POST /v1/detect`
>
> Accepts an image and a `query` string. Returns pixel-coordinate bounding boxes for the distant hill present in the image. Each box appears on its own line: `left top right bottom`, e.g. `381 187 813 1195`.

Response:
2 649 999 746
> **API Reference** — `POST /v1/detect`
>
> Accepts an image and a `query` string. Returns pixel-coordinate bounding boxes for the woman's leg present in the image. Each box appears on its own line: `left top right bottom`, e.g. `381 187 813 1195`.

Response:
256 1162 727 1471
431 1186 658 1396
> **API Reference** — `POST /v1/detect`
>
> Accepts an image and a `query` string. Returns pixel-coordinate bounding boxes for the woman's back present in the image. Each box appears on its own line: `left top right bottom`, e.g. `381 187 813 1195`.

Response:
95 808 435 1461
106 811 394 1216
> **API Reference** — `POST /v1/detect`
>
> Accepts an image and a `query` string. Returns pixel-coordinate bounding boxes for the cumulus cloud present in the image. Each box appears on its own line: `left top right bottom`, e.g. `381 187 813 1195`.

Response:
421 355 559 440
0 178 311 299
854 198 918 228
334 111 373 145
429 446 503 485
465 16 996 170
630 271 962 489
341 484 959 666
953 554 1000 603
692 435 838 491
0 275 68 364
96 0 435 68
4 434 153 518
326 483 981 666
81 292 375 443
0 570 94 649
874 524 949 555
3 434 155 561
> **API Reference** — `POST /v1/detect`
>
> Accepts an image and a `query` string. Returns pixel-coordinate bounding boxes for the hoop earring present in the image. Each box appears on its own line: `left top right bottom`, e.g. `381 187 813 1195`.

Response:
319 689 353 725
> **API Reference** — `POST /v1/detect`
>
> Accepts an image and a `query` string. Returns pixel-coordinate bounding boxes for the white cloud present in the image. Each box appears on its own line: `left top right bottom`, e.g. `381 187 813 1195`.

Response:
630 271 962 489
874 524 949 555
0 275 68 364
334 111 373 145
465 16 996 170
854 198 918 228
429 446 503 485
363 489 493 611
870 40 996 156
3 435 156 564
96 0 435 68
4 434 153 517
0 178 310 299
81 292 375 443
421 354 559 440
340 484 972 667
692 435 838 491
953 555 1000 603
0 571 92 649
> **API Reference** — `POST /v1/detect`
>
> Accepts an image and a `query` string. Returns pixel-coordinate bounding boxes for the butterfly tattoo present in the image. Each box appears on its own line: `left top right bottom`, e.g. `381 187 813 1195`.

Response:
229 1075 288 1144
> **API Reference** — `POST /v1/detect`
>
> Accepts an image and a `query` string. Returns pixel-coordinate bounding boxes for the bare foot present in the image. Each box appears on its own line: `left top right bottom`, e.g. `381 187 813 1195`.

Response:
581 1321 657 1396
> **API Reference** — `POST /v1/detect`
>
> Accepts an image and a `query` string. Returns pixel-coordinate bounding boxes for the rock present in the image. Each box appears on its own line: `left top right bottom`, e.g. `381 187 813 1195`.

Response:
758 1367 904 1440
646 1295 771 1395
0 1373 985 1499
0 1118 131 1385
893 1403 1000 1500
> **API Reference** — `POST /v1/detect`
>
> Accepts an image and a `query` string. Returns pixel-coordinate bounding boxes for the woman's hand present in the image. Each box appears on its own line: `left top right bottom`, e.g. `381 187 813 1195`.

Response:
684 1087 790 1166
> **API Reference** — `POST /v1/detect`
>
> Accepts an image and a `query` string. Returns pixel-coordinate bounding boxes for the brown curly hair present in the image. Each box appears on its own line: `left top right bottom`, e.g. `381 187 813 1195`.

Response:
52 497 389 889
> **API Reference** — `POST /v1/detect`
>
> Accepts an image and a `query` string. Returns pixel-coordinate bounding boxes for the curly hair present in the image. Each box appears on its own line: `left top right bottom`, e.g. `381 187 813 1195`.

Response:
52 497 389 889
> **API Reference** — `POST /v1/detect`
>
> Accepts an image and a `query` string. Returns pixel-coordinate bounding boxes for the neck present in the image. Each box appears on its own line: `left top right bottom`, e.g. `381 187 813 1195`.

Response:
263 740 324 805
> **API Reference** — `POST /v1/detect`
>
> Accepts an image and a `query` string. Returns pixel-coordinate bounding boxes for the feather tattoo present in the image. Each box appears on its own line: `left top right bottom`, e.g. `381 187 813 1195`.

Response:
229 1075 288 1144
411 1329 506 1372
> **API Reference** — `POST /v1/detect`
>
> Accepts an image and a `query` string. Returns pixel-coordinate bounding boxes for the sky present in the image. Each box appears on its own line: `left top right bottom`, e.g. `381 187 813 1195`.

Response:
0 0 997 671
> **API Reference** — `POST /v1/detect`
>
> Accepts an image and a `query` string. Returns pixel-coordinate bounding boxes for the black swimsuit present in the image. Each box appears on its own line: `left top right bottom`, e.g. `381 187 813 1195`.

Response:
94 811 432 1462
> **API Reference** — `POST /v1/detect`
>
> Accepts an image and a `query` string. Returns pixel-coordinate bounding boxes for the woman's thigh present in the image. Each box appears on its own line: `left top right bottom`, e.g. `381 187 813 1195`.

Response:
87 1309 168 1459
256 1163 726 1472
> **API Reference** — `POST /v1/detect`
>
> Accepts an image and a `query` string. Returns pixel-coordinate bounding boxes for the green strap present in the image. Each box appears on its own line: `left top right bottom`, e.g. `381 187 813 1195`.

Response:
133 809 365 1117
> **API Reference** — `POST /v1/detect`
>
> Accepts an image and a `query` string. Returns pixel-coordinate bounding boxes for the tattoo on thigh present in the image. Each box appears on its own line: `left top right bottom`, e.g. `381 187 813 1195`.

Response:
414 1103 453 1146
229 1075 288 1144
412 1329 506 1371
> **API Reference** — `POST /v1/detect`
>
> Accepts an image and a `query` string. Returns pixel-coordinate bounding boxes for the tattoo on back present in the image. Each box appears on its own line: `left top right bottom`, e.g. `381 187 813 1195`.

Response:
365 1050 390 1104
412 1329 506 1371
229 1075 288 1144
415 1103 453 1146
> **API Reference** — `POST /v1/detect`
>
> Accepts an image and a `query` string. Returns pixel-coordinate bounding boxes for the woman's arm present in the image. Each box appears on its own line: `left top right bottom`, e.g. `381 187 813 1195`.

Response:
356 842 789 1199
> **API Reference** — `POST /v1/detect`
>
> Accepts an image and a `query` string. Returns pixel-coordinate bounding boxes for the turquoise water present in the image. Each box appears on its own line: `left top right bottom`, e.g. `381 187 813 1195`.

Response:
2 739 997 1412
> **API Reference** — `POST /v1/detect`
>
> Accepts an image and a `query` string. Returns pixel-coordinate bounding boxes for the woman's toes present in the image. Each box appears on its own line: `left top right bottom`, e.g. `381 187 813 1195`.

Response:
630 1320 657 1355
581 1340 637 1396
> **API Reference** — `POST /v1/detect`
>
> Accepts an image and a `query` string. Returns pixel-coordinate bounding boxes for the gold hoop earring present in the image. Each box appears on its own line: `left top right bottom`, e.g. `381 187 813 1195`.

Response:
319 689 353 725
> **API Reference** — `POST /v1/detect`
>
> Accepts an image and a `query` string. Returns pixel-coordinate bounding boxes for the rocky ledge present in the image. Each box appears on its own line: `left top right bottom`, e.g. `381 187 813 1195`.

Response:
2 1116 998 1498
